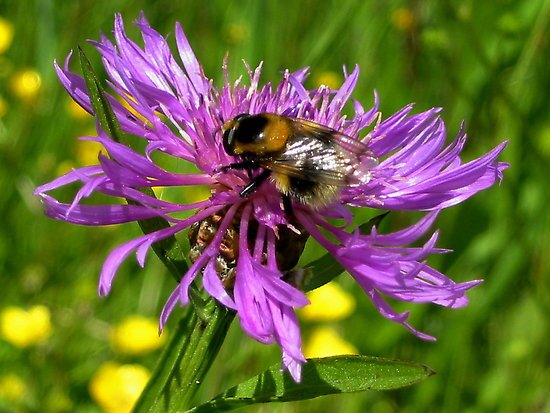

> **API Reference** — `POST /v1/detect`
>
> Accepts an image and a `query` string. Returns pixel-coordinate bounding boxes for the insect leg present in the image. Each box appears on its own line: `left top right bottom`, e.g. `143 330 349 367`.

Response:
282 194 294 216
240 169 271 197
220 160 258 172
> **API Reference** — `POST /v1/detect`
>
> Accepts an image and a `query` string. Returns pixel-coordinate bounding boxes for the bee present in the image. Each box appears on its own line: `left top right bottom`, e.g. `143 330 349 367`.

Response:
221 113 377 210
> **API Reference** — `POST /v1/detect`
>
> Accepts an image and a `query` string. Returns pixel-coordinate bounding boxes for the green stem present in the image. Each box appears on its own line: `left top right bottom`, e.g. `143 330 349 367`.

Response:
133 298 235 412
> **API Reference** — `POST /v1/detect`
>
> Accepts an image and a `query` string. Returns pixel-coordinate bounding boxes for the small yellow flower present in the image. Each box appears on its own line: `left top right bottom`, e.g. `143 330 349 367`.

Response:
109 315 166 356
66 98 91 120
300 282 356 321
303 327 358 358
391 7 417 32
224 22 249 44
0 305 52 348
10 69 42 102
75 138 105 167
0 374 27 402
89 362 150 413
0 17 14 54
55 160 75 177
312 71 341 90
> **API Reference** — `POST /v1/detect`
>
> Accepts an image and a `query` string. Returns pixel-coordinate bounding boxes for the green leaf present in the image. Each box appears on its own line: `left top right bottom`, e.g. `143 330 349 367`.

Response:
359 211 390 234
187 355 434 412
302 212 390 291
78 47 188 280
78 47 125 143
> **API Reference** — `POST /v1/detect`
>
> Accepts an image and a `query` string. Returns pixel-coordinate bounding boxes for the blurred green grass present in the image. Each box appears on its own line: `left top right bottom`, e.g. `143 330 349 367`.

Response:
1 0 549 412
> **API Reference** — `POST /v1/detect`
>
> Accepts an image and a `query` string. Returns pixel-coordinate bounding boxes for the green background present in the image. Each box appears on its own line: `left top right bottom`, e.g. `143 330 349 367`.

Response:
1 0 549 412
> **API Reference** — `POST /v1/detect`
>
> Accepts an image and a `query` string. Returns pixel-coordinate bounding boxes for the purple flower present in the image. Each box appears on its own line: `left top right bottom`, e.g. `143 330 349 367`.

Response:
34 13 508 382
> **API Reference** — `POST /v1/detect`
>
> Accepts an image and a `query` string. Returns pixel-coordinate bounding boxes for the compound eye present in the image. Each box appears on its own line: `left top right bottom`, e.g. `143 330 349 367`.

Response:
222 128 235 155
234 113 248 121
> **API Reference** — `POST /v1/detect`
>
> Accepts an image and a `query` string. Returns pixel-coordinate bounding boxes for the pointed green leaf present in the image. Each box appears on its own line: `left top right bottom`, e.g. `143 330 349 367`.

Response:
78 47 125 144
302 212 390 291
78 47 188 280
359 211 390 234
187 355 434 413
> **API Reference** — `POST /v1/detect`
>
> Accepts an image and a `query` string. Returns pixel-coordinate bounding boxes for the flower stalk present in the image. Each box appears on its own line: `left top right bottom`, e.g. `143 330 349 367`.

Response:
132 297 235 413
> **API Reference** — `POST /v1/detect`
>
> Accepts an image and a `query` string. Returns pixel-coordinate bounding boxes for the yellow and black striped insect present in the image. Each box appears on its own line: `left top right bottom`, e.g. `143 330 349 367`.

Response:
221 113 377 210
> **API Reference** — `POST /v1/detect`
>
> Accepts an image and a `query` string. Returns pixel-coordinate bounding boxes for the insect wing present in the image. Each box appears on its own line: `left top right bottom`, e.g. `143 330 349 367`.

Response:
266 118 377 186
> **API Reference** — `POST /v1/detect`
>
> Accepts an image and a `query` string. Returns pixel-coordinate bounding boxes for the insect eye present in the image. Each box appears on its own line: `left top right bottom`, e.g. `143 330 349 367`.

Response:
232 115 268 144
223 128 235 154
234 113 248 121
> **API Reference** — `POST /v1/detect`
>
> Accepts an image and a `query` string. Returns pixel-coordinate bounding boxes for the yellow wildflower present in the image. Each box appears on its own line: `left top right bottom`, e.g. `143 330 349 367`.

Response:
109 315 166 356
66 97 91 120
312 71 341 90
10 69 42 102
0 17 14 54
391 8 417 32
0 305 52 348
89 362 150 413
303 327 358 358
224 22 249 44
0 374 26 402
300 282 356 321
75 138 105 167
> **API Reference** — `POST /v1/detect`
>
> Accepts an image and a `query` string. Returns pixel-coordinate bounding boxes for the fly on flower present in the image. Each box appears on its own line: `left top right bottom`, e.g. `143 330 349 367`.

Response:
34 12 508 383
221 113 378 210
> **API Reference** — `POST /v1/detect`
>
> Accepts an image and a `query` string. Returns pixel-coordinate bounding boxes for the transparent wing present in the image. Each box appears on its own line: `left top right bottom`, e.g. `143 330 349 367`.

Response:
263 118 377 186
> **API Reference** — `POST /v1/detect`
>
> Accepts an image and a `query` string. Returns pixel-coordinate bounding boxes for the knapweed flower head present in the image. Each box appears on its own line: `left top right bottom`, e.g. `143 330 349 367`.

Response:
34 13 507 382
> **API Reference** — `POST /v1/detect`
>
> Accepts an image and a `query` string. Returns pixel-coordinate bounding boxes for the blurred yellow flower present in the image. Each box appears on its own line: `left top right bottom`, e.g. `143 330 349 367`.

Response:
0 305 52 348
10 69 42 102
75 138 105 167
89 362 150 413
303 327 358 358
109 315 166 356
66 97 91 120
224 22 249 44
0 374 27 402
0 17 14 54
312 71 341 90
0 95 7 117
391 7 417 32
55 160 75 177
300 282 356 321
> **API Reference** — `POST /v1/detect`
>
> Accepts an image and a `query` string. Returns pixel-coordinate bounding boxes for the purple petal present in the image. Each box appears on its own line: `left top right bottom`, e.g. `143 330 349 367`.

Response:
202 258 237 310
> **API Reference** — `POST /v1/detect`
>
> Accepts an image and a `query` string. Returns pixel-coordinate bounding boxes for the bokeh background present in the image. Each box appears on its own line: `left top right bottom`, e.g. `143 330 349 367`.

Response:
1 1 549 412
